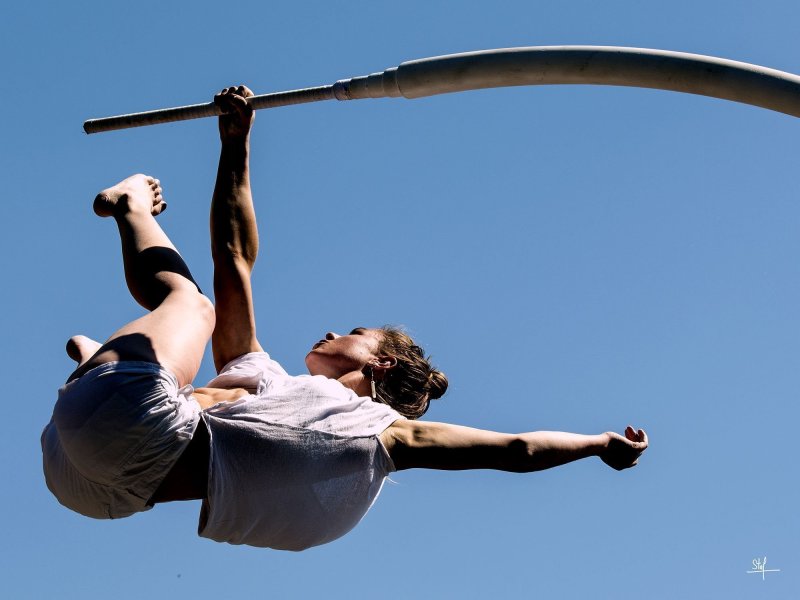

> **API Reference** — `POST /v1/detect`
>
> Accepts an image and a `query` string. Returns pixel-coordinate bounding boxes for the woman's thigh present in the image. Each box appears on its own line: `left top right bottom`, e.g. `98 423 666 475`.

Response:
71 290 215 387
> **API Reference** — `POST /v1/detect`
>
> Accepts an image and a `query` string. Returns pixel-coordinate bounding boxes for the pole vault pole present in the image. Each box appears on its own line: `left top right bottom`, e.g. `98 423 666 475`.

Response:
83 46 800 134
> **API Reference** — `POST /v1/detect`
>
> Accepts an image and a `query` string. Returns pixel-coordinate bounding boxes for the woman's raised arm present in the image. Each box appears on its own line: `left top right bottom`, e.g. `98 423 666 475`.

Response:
210 86 264 371
381 420 648 472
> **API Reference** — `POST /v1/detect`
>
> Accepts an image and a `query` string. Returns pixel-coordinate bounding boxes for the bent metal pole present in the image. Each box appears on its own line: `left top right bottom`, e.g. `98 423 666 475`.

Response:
83 46 800 134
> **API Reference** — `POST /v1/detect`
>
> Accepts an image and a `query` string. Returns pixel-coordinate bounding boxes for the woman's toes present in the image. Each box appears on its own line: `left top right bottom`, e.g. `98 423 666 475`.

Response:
94 174 158 217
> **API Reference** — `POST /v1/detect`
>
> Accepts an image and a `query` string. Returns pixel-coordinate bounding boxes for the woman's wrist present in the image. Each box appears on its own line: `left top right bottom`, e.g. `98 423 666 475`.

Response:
220 132 250 147
219 138 250 166
592 432 612 457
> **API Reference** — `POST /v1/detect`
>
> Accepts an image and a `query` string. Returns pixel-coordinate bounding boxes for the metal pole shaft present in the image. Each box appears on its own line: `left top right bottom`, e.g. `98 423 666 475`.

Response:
84 46 800 135
83 85 337 134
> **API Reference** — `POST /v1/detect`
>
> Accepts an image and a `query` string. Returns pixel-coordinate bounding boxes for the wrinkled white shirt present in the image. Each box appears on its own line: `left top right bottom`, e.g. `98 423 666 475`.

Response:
198 353 402 551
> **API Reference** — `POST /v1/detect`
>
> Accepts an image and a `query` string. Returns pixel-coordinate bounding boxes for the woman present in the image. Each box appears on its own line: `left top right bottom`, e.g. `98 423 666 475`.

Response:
42 87 648 551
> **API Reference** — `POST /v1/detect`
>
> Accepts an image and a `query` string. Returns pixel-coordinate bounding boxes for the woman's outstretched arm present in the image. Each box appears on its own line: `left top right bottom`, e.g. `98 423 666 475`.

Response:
210 86 264 372
381 420 647 472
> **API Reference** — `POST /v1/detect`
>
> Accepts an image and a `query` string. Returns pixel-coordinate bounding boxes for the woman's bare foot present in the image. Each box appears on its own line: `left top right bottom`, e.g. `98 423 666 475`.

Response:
66 335 102 366
93 174 166 218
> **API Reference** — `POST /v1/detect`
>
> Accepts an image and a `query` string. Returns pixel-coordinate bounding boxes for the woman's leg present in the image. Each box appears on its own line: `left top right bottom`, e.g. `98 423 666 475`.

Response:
69 174 215 387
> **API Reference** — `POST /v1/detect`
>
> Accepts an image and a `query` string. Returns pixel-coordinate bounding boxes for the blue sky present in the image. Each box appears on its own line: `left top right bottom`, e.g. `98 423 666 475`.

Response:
3 1 799 597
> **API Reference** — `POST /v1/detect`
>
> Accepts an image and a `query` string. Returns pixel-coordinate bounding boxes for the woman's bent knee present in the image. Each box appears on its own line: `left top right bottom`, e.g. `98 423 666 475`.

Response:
166 290 216 330
195 293 216 330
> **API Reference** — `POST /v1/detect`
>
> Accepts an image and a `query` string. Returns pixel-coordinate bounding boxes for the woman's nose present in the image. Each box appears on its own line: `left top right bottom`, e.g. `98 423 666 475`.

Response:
325 332 339 340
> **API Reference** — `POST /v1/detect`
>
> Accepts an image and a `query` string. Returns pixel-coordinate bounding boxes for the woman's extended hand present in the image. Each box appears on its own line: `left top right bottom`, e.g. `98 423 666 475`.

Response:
214 85 255 141
600 426 648 470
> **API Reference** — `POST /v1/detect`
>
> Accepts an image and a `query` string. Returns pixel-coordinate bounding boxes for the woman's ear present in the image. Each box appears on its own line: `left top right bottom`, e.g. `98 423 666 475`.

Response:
372 356 397 379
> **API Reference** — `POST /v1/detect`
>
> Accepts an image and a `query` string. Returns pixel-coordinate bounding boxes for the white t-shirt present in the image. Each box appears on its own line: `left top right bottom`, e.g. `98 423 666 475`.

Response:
198 353 403 551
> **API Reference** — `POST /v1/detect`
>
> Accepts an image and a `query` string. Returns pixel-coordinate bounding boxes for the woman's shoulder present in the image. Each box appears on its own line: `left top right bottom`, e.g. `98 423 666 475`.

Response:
206 352 289 389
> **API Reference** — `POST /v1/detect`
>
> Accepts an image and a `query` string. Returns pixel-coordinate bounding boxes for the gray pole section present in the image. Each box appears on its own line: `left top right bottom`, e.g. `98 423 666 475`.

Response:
83 46 800 134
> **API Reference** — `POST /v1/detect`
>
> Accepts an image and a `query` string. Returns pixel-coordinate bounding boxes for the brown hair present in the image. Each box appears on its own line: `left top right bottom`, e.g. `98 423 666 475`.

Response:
373 326 448 419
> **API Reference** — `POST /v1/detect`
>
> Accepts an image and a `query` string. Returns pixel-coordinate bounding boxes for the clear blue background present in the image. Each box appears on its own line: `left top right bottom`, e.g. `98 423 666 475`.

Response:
2 1 798 597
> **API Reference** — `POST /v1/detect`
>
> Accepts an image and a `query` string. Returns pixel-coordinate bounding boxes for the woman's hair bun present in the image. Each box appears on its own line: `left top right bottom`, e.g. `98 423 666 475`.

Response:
426 369 449 400
377 326 448 418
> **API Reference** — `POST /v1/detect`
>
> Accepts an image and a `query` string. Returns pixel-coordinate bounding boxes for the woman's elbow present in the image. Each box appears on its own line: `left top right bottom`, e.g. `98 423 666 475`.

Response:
499 436 537 473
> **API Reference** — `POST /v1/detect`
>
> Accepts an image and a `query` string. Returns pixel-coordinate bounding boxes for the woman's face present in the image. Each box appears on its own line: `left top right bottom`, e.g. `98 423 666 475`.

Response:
305 327 384 379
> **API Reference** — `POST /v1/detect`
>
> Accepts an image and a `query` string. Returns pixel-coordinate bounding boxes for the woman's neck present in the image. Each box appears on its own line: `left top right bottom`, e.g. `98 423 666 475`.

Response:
336 371 370 398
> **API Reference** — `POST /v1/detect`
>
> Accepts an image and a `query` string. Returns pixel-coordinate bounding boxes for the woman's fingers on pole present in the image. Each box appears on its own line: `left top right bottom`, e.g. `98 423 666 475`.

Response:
215 85 254 114
216 85 255 139
231 94 251 112
215 89 236 112
215 87 238 108
214 91 229 112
